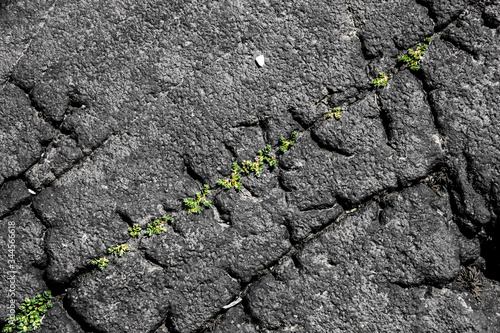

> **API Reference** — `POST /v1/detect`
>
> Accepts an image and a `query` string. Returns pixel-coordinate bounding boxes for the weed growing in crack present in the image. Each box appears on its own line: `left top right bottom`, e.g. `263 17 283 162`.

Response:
128 224 142 238
457 266 483 302
422 169 449 196
146 215 173 236
108 244 130 257
241 145 278 177
2 291 53 333
218 143 280 191
326 107 342 120
372 72 391 87
398 38 431 71
91 257 109 270
218 162 243 190
280 131 298 152
184 184 212 214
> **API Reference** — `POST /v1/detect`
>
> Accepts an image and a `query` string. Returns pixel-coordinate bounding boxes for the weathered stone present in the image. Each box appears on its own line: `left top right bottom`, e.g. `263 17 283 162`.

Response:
66 252 171 333
0 179 31 217
244 186 497 332
0 84 54 185
1 1 499 332
37 301 84 333
25 134 84 190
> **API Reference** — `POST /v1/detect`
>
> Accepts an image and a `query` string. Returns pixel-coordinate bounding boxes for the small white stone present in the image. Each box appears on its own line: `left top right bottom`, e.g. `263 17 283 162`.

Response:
222 297 242 309
255 55 265 67
28 189 36 195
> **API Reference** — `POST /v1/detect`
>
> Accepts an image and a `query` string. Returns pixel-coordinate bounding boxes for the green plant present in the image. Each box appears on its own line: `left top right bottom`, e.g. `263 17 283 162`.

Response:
91 257 109 270
146 215 173 236
372 72 391 87
457 266 483 302
398 38 431 71
108 244 130 257
241 145 278 177
184 185 212 214
128 224 142 238
218 162 243 190
280 131 298 152
326 107 342 120
2 291 53 333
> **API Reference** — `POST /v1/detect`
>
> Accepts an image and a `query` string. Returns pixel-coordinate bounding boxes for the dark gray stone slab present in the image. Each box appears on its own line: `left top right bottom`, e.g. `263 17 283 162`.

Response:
66 252 171 333
25 134 84 190
245 186 496 332
0 84 54 185
0 0 54 82
1 1 499 332
0 179 31 217
37 301 84 333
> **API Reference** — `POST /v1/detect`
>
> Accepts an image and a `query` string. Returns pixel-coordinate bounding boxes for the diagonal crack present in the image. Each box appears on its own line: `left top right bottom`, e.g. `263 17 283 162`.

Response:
197 170 455 332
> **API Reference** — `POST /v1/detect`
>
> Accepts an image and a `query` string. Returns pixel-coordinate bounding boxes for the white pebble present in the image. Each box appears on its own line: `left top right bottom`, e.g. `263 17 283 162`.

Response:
28 189 36 195
222 297 242 309
255 55 265 67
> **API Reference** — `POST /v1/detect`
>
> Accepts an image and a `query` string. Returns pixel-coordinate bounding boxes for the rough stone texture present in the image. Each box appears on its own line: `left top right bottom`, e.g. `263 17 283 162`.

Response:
25 134 84 190
1 0 499 332
346 0 434 71
283 80 444 207
36 301 84 333
0 0 55 83
0 83 54 185
66 252 171 333
421 7 500 275
0 179 31 217
213 306 258 333
245 186 494 332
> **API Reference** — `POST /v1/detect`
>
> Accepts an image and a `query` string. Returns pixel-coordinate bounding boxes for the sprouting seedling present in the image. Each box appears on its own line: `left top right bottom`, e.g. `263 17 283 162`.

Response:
128 224 142 238
146 216 173 236
372 72 391 87
326 107 342 120
218 162 243 190
184 185 212 214
108 244 130 257
398 38 431 71
280 131 298 152
91 257 109 270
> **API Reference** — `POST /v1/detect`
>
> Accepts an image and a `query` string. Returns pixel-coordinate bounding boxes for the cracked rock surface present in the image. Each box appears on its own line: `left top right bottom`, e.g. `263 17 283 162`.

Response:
1 0 499 332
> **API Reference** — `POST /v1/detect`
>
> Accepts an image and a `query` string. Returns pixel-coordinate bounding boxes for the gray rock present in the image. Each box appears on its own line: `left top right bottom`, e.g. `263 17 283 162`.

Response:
1 1 499 332
25 134 84 190
212 306 259 333
0 0 54 82
66 252 171 333
418 0 469 29
37 301 84 333
0 179 31 217
245 186 496 332
0 84 54 185
483 0 500 28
